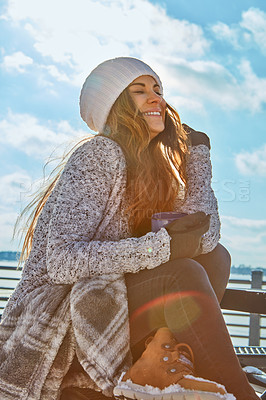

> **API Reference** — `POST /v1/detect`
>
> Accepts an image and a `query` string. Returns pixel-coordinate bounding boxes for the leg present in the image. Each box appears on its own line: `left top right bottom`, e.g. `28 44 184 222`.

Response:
193 243 231 303
125 258 259 400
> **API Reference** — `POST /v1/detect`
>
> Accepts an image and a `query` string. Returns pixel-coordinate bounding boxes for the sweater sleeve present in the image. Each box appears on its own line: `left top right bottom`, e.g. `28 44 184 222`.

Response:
175 141 221 254
46 137 171 284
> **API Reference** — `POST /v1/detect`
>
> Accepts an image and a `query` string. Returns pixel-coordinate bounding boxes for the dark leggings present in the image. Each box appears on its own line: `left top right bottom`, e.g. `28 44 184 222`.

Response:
125 243 259 400
60 244 259 400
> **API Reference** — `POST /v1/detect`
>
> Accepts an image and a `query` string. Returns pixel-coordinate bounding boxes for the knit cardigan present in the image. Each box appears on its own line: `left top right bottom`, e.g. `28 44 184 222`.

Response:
0 132 220 400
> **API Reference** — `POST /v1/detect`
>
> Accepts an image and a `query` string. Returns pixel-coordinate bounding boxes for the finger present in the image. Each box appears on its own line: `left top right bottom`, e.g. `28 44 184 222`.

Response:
175 215 210 236
165 212 207 231
180 211 207 226
194 216 211 235
167 214 210 234
187 214 210 231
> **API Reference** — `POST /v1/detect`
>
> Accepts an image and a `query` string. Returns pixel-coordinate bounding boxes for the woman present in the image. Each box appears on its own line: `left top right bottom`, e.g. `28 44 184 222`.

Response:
0 57 259 400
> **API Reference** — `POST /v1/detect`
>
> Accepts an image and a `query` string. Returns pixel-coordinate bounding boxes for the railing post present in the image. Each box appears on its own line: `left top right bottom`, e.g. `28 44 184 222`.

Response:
249 269 263 346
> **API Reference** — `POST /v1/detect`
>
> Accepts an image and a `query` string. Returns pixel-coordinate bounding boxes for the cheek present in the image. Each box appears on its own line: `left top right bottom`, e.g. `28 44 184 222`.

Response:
131 96 145 111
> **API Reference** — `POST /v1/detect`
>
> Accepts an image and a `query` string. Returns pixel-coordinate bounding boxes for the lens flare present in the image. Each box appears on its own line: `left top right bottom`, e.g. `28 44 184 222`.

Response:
129 291 211 343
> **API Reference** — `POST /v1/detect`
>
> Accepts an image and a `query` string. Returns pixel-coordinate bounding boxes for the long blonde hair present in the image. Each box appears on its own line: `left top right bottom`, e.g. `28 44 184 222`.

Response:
17 86 189 263
102 89 189 236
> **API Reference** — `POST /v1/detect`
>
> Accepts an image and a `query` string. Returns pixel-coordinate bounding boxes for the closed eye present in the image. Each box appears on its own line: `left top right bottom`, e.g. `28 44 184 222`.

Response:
133 91 162 95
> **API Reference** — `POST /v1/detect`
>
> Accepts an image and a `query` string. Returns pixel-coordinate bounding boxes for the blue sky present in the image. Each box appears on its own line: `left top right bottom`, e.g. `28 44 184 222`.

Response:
0 0 265 268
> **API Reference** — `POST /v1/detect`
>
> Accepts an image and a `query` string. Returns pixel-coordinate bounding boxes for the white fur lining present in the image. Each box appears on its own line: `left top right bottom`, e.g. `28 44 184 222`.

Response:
116 377 236 400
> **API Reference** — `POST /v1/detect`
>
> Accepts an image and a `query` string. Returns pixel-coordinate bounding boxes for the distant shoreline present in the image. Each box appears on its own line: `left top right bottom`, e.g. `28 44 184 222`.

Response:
0 251 21 261
0 251 264 275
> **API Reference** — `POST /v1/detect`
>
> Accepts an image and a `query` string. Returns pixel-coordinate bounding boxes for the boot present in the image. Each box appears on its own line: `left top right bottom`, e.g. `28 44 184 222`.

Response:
114 327 235 400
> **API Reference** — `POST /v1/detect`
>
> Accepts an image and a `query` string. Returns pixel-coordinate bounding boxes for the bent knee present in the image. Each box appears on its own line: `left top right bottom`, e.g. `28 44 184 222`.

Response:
182 257 210 281
216 243 231 266
166 257 211 285
213 243 231 278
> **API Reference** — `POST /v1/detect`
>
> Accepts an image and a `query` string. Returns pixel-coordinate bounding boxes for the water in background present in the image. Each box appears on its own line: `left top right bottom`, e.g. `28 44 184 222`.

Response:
0 261 265 347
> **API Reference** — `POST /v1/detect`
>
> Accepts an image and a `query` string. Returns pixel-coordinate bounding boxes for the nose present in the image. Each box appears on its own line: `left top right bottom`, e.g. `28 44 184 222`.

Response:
147 91 162 104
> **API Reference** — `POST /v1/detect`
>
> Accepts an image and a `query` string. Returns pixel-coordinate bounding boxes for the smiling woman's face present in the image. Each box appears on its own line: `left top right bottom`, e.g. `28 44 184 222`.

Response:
128 75 166 141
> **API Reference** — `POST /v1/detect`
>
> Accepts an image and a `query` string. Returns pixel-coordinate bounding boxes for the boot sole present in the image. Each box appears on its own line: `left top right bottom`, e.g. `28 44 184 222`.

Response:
114 383 235 400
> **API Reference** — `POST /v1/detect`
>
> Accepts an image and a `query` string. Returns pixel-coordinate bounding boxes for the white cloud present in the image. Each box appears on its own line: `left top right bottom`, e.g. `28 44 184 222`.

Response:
1 1 266 115
2 0 210 86
0 110 89 159
211 7 266 54
0 170 35 251
0 171 33 206
211 22 240 49
220 215 266 267
240 7 266 53
235 144 266 176
42 65 70 83
222 215 266 230
0 211 20 251
161 58 266 113
1 51 33 73
0 110 91 252
237 60 266 112
1 51 70 84
222 231 266 267
167 95 205 114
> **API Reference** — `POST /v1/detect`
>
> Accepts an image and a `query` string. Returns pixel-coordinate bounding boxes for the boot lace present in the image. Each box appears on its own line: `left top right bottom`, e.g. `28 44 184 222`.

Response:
145 335 195 377
173 343 194 374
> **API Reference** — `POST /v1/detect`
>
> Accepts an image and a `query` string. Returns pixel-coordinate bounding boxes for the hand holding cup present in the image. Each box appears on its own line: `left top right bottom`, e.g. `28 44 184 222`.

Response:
152 211 210 260
165 211 210 260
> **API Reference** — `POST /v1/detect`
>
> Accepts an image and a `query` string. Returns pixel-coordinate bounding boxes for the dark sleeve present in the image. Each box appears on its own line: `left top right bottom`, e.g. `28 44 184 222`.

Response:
182 123 211 150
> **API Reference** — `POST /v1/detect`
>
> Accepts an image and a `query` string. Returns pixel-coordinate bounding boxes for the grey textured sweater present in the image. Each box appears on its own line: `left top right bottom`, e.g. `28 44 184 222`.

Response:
0 134 220 399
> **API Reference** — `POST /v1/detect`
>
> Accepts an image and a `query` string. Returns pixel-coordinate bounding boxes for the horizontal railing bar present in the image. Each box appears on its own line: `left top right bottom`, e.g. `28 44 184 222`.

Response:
229 279 266 283
228 333 266 340
221 288 266 314
230 334 250 338
229 334 266 340
0 276 20 281
0 266 22 271
222 311 250 316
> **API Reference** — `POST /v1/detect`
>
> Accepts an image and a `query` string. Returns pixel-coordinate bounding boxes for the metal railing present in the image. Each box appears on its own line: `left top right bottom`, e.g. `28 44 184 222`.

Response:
0 265 265 346
222 269 266 346
0 265 22 316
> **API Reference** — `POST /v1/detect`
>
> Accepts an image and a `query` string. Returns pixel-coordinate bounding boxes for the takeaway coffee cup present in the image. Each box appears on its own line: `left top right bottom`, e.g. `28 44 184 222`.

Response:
151 212 188 232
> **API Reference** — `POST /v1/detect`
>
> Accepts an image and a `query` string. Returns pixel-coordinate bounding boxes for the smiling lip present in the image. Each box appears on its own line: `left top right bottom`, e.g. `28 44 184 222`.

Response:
142 109 162 117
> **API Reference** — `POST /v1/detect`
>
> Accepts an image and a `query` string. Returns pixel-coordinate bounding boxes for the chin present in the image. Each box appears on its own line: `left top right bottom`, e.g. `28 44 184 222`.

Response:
149 125 165 134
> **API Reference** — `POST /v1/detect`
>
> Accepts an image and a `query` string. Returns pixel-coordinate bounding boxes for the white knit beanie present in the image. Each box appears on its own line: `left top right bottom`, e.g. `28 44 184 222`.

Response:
80 57 163 133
